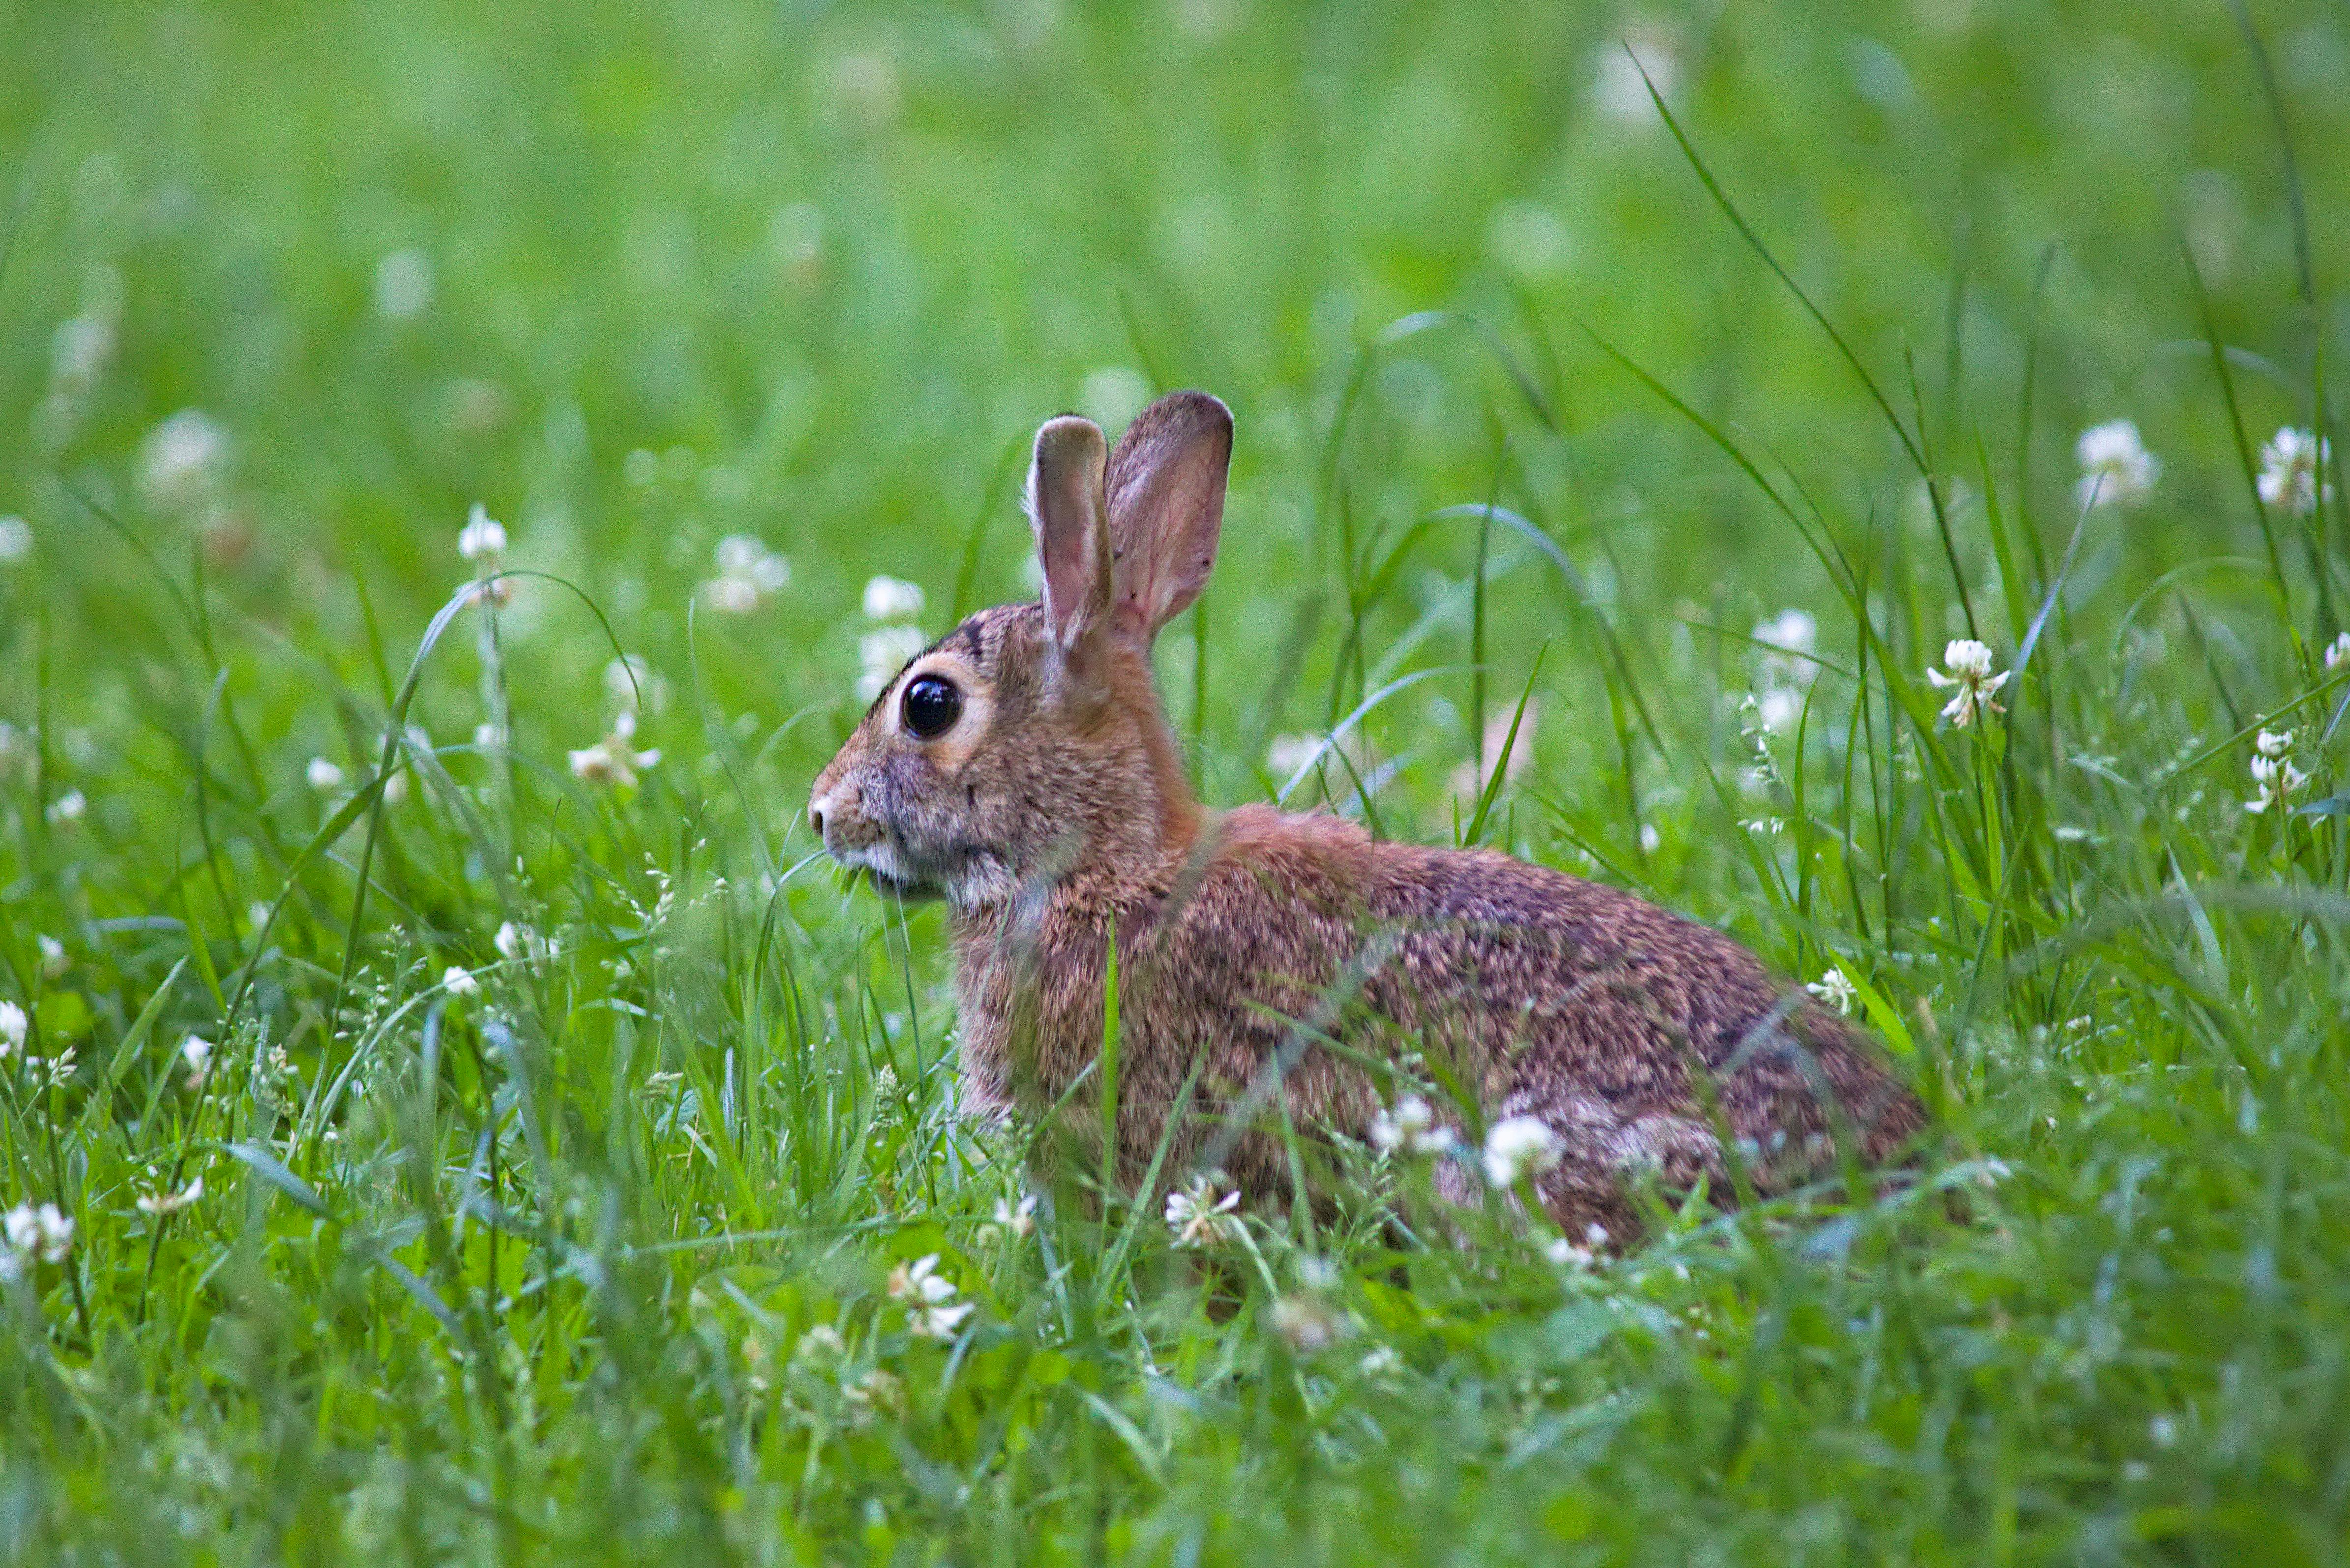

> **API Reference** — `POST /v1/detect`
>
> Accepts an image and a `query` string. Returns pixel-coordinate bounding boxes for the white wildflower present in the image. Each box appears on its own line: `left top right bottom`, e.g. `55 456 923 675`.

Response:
2256 727 2294 759
861 575 927 623
0 516 32 564
886 1253 975 1339
856 624 929 704
180 1035 214 1090
603 655 667 716
0 1001 25 1060
373 248 434 319
568 711 660 788
980 1193 1038 1245
46 788 86 826
305 756 345 793
1357 1344 1405 1380
29 1049 76 1090
1588 18 1682 126
457 503 507 562
2245 753 2309 816
494 921 550 961
1447 700 1539 809
2073 419 2159 510
137 1176 204 1216
1165 1174 1243 1248
1545 1236 1596 1269
442 965 478 998
1926 639 2012 728
1481 1115 1564 1189
2257 427 2329 517
1270 1292 1350 1354
37 936 66 978
136 410 230 513
703 534 791 614
1638 822 1662 854
792 1323 847 1366
2327 633 2350 673
1806 967 1858 1016
0 1202 74 1280
1077 365 1150 429
472 721 506 752
843 1367 904 1423
1367 1094 1450 1156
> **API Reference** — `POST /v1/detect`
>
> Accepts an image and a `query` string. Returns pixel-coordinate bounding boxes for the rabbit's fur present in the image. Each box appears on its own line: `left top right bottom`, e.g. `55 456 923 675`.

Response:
810 391 1922 1242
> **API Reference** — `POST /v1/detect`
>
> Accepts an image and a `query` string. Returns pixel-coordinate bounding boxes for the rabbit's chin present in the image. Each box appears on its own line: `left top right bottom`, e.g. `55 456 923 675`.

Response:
835 840 1013 912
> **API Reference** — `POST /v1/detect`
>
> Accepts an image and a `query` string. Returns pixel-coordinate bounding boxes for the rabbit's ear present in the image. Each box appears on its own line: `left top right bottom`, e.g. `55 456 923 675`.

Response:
1106 391 1232 641
1027 414 1114 652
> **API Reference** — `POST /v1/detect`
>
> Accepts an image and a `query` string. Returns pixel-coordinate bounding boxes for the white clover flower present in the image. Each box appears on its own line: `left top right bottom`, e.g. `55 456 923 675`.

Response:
603 655 667 716
1754 608 1818 659
1481 1115 1565 1188
792 1323 847 1366
1544 1236 1596 1269
1270 1292 1350 1354
1926 639 2012 728
180 1034 214 1090
861 575 927 623
2257 427 2329 517
457 503 507 562
568 711 661 788
886 1253 975 1339
1638 823 1662 854
855 624 929 704
1588 19 1682 126
842 1367 904 1424
45 788 86 827
136 1176 203 1216
136 410 230 514
1077 366 1150 429
1165 1174 1242 1248
1754 683 1805 735
980 1193 1037 1244
494 921 538 961
0 516 32 564
2256 727 2294 759
2245 752 2309 816
703 535 791 614
37 936 66 978
1367 1094 1451 1156
305 756 345 793
373 248 434 319
0 1001 25 1060
0 1202 74 1279
2074 419 2159 510
2327 633 2350 673
1806 967 1859 1016
442 965 478 998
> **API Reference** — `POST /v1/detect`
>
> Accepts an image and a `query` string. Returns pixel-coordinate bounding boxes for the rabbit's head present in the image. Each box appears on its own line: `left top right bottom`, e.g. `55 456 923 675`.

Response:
809 391 1232 908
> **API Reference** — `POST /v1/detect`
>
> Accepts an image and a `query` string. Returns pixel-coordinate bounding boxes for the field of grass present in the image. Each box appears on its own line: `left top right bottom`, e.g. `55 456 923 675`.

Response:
5 0 2350 1561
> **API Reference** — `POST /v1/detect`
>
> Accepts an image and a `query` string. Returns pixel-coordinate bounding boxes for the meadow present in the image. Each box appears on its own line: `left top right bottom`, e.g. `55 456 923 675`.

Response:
5 0 2350 1561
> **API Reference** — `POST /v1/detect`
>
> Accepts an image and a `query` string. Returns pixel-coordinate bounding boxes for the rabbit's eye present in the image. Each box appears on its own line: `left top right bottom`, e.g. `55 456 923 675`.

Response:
900 674 963 739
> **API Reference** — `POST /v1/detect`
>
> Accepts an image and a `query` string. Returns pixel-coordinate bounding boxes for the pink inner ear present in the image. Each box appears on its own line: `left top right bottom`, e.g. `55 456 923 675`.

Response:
1105 393 1231 638
1028 416 1111 646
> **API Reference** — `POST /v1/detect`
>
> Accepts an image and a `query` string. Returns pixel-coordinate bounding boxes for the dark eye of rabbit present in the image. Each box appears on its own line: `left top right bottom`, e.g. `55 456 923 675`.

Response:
900 674 962 739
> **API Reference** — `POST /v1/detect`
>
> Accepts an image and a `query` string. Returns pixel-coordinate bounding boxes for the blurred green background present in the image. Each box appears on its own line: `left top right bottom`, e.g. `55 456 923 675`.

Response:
7 0 2343 774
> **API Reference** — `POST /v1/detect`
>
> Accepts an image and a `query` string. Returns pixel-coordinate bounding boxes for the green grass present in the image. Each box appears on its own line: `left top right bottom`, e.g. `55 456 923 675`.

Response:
5 0 2350 1561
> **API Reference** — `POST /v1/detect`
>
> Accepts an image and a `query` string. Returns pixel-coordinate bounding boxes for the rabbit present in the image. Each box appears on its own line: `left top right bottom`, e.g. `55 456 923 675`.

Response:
809 390 1923 1245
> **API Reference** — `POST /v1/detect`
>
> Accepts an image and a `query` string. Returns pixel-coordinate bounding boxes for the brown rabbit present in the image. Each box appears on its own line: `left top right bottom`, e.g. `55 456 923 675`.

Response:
809 391 1922 1244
